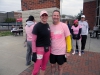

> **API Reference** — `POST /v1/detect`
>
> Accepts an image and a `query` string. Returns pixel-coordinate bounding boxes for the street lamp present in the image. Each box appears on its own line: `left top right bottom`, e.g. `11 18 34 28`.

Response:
96 6 100 27
60 0 63 21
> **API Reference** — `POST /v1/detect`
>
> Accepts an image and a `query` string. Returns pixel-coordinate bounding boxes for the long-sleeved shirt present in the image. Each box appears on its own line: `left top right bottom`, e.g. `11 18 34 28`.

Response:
79 21 88 35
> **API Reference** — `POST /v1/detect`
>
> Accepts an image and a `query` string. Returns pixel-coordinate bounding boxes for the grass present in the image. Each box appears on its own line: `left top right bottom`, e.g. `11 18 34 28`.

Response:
0 31 12 36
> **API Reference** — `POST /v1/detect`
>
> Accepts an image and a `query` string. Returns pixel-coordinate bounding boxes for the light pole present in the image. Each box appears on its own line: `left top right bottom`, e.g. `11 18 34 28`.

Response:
96 6 100 27
60 0 63 21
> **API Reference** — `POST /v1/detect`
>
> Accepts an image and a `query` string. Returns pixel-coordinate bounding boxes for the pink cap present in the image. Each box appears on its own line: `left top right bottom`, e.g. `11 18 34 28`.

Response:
40 10 48 16
74 20 78 24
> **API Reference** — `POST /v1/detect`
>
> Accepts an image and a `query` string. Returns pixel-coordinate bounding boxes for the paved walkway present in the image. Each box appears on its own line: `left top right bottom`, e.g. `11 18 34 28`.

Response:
19 51 100 75
0 36 28 75
0 36 100 75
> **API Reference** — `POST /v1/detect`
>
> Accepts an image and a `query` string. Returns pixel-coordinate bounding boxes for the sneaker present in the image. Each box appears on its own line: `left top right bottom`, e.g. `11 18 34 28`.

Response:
75 50 79 53
72 51 75 55
79 52 81 56
81 50 84 54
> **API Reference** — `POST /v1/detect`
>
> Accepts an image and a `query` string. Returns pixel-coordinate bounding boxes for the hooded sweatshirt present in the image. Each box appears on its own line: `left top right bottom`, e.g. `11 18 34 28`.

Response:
25 21 35 41
79 21 88 35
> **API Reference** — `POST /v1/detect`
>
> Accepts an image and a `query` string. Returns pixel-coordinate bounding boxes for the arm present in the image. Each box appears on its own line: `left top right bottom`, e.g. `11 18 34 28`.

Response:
32 24 38 62
86 22 89 35
78 28 82 35
63 23 72 53
71 26 75 39
71 29 74 36
24 26 27 43
24 34 27 42
65 35 72 53
32 34 37 52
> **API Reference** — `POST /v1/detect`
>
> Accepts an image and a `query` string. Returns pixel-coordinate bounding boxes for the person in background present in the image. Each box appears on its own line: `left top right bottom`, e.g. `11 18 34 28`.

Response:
25 15 35 66
32 10 51 75
18 25 23 35
11 25 17 35
71 20 82 56
24 19 29 47
64 20 71 33
11 25 15 30
76 15 88 54
50 10 72 75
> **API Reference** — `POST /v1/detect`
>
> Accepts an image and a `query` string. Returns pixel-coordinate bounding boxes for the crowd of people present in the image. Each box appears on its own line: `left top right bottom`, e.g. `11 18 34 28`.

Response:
24 10 89 75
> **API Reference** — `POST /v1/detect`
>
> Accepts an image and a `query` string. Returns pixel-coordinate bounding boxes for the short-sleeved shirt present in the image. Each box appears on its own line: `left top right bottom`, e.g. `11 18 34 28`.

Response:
71 25 82 34
32 22 51 47
50 22 70 55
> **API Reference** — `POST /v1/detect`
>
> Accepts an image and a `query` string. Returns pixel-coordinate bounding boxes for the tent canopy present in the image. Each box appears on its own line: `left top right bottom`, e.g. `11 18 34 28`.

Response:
16 18 22 22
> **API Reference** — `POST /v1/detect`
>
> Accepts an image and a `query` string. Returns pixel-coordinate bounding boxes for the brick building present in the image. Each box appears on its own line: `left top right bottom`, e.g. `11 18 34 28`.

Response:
83 0 100 29
21 0 60 25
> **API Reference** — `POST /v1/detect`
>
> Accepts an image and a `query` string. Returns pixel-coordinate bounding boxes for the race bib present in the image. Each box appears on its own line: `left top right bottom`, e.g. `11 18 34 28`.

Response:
37 54 43 59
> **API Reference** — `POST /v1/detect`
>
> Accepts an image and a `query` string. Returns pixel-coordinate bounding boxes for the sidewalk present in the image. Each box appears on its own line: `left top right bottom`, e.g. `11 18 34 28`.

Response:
0 36 28 75
0 36 100 75
19 51 100 75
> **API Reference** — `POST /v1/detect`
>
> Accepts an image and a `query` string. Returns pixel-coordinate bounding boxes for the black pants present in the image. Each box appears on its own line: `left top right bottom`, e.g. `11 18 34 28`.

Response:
96 31 98 38
76 35 87 50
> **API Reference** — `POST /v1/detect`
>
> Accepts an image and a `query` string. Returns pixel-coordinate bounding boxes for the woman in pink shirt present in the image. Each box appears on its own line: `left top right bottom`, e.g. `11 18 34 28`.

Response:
71 20 82 56
25 16 36 66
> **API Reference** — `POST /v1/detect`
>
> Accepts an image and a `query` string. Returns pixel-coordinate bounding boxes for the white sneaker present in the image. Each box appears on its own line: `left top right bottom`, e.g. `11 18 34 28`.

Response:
79 52 81 56
72 51 75 55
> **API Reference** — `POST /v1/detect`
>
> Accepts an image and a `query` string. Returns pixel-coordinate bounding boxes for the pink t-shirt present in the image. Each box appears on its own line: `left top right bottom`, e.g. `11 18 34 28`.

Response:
71 25 82 34
50 22 70 55
25 25 34 41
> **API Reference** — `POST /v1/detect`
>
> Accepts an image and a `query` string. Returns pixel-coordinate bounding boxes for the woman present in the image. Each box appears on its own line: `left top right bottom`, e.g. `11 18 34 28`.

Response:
25 15 35 66
71 20 82 56
32 10 51 75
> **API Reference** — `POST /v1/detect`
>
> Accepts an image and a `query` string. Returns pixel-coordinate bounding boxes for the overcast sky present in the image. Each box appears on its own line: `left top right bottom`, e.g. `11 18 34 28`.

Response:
0 0 21 12
0 0 83 16
60 0 83 16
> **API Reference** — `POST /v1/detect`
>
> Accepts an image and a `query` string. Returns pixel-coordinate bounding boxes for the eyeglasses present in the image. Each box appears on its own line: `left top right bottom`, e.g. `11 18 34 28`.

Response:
41 14 48 16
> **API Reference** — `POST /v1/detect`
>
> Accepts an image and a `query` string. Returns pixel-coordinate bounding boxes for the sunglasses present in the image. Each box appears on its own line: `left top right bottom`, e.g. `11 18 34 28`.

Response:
41 14 48 16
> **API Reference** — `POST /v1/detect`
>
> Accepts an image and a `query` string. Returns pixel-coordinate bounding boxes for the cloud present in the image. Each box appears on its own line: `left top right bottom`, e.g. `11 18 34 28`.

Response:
0 0 83 16
60 0 83 16
0 0 21 12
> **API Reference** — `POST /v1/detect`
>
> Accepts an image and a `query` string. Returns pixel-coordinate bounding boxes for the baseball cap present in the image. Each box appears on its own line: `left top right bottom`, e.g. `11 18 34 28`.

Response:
40 10 48 16
74 20 78 24
81 15 85 18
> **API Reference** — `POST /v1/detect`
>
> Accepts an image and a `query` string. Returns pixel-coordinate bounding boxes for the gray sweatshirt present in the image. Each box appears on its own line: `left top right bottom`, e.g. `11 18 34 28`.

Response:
26 21 34 27
79 21 89 35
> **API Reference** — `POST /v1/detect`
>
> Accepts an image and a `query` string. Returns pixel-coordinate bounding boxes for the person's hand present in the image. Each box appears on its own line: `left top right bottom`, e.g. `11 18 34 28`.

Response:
72 34 76 39
76 34 81 40
32 52 37 62
66 53 70 58
24 42 27 47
